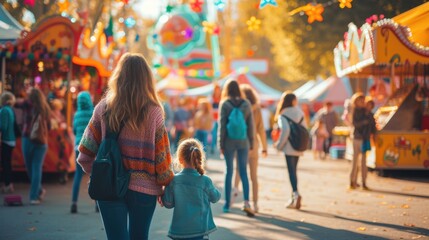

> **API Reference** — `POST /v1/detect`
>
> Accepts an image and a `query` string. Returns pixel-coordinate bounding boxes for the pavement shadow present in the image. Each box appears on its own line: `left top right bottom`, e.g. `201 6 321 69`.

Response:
211 226 248 240
252 213 389 240
300 210 429 237
368 188 429 200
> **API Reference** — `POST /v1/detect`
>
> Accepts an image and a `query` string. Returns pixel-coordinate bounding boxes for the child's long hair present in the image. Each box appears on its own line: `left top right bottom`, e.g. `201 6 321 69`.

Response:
177 138 205 175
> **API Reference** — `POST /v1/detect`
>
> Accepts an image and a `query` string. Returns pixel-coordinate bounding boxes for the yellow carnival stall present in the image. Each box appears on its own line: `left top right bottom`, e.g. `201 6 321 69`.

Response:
334 3 429 173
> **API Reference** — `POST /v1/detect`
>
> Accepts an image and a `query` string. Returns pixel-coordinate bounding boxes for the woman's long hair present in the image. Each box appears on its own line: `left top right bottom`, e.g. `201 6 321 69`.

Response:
240 84 259 105
105 53 162 132
274 91 296 121
28 88 50 119
221 79 242 101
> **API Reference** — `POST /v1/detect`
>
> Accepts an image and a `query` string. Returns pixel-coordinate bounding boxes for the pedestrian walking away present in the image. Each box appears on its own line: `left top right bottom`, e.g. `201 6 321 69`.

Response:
17 88 50 205
274 91 307 210
0 91 18 194
77 53 174 240
233 84 267 213
162 138 221 240
70 91 94 213
218 79 255 216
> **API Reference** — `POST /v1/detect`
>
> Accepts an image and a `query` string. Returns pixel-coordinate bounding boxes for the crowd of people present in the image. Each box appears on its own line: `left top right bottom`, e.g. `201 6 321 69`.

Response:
0 52 378 240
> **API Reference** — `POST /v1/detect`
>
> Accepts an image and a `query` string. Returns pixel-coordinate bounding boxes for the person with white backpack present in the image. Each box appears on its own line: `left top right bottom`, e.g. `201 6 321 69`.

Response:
218 79 255 216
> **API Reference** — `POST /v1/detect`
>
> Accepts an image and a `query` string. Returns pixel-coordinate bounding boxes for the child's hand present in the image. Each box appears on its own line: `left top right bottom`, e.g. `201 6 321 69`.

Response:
157 195 164 207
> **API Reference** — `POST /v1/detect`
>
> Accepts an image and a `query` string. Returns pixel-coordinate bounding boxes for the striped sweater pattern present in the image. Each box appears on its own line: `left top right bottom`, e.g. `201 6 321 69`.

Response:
77 99 174 196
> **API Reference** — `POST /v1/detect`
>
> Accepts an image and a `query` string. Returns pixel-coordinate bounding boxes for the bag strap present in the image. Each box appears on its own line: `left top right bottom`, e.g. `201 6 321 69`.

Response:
282 115 303 125
227 99 245 108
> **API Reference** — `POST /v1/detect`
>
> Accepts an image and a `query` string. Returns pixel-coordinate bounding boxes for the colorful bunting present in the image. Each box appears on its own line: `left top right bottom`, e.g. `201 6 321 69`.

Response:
259 0 277 9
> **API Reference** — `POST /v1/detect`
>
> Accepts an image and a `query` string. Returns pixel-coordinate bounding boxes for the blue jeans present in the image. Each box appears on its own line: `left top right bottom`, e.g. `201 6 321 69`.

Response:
97 190 157 240
285 155 299 192
22 137 48 201
223 147 250 209
194 130 209 151
72 150 84 203
211 122 218 152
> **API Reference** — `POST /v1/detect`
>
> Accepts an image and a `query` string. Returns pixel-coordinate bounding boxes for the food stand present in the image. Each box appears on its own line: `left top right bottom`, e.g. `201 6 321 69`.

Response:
334 3 429 173
1 16 122 174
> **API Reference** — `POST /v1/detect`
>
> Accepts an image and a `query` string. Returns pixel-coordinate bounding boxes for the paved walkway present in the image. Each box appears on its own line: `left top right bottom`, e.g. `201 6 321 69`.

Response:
1 150 428 240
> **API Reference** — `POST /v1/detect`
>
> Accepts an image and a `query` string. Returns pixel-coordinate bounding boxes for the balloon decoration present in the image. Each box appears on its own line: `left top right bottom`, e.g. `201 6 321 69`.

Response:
305 4 324 23
338 0 352 9
148 5 206 59
246 16 261 31
259 0 277 9
124 17 136 28
214 0 226 11
189 0 204 13
202 21 220 35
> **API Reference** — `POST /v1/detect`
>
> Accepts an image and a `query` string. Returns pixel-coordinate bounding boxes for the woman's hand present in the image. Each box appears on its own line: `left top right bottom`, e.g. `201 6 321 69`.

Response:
157 195 164 207
261 150 268 158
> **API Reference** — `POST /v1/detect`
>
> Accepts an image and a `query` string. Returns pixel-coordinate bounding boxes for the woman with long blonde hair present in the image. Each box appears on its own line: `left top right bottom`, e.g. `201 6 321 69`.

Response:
77 53 174 240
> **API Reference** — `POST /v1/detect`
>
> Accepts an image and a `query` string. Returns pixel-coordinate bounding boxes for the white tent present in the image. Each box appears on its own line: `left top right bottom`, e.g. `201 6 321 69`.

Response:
0 5 23 43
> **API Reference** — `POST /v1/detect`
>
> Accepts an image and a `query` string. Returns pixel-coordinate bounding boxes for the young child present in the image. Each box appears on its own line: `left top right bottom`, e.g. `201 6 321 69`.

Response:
311 120 329 160
162 139 221 240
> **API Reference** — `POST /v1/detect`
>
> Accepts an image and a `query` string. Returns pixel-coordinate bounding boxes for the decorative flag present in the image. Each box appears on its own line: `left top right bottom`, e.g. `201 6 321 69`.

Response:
259 0 277 9
104 15 114 42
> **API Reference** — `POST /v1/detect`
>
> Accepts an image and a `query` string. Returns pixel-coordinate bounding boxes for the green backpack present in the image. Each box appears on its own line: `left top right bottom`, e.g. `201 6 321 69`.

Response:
88 118 130 201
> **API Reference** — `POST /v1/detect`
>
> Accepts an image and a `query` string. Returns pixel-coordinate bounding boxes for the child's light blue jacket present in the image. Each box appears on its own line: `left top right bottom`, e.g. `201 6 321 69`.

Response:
162 168 221 239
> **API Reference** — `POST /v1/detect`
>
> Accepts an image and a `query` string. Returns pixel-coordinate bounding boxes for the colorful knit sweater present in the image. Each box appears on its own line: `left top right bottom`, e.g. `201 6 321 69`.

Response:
77 99 174 196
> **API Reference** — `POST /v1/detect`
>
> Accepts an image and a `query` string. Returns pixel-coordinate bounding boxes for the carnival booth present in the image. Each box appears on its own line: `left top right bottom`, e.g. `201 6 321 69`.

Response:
1 16 123 174
297 76 352 123
334 3 429 172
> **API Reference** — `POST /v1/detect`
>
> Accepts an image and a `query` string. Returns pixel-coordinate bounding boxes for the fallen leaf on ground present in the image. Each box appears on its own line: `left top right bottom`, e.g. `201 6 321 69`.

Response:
380 201 388 205
376 195 385 198
412 235 423 239
28 227 36 231
401 204 410 209
357 227 366 231
403 223 415 227
401 212 409 216
388 205 397 209
407 198 414 201
372 228 379 231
